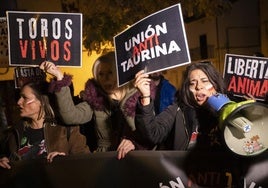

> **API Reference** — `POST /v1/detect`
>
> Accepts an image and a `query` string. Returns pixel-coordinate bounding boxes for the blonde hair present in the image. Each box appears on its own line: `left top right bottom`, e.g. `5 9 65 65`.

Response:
92 51 116 80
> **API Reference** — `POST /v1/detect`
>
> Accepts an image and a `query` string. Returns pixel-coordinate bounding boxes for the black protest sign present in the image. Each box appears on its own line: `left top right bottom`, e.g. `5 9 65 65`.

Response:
7 11 82 67
224 54 268 101
1 151 268 187
14 67 46 88
114 4 191 86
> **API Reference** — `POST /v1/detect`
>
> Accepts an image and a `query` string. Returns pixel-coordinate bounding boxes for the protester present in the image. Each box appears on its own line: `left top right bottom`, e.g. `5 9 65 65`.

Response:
134 62 227 151
0 81 89 169
40 51 154 159
149 71 176 114
0 97 8 131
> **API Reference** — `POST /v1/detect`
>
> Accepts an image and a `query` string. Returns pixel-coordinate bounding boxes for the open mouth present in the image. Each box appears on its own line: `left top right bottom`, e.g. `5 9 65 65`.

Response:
196 93 207 102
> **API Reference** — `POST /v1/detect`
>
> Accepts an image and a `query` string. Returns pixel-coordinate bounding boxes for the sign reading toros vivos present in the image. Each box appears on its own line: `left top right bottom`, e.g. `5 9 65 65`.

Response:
224 54 268 101
114 4 191 86
7 11 82 67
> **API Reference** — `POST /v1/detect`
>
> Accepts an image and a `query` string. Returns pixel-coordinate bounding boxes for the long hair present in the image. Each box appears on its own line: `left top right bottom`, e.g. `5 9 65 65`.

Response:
179 62 226 108
90 50 130 98
21 81 55 126
92 51 116 80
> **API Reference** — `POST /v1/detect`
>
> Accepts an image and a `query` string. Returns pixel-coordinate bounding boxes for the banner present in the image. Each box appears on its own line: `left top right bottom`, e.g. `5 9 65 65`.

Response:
114 4 191 86
0 17 8 68
224 54 268 101
0 151 268 188
6 11 82 67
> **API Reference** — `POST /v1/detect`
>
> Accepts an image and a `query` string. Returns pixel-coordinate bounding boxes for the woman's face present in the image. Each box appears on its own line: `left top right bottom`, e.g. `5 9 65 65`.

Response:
188 69 217 106
17 85 41 119
96 62 117 94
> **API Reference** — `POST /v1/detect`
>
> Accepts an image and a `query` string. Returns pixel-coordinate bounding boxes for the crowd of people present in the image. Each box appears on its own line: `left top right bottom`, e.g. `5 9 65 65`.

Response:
0 50 263 169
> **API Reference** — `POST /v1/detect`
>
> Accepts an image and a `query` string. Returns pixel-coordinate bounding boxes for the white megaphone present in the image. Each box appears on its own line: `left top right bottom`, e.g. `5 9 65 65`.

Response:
207 93 268 157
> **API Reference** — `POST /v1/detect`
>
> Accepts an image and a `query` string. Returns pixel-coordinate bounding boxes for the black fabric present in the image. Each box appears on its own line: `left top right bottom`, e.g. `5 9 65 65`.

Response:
79 117 97 152
193 107 224 152
0 127 19 159
19 127 46 160
23 127 44 146
1 151 268 188
153 79 162 114
110 99 126 150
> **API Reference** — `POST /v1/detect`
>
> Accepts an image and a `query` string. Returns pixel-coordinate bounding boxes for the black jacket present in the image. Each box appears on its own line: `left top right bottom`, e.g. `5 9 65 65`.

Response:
135 100 198 150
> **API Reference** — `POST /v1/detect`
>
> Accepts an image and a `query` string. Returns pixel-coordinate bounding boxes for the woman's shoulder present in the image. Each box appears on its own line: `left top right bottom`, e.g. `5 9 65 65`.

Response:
0 126 20 154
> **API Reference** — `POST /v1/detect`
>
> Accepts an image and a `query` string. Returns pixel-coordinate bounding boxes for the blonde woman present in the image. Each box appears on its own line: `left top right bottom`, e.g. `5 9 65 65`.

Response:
40 51 155 159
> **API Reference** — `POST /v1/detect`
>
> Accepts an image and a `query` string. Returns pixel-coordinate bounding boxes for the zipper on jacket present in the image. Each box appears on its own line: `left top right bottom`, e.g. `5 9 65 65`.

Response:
177 107 189 150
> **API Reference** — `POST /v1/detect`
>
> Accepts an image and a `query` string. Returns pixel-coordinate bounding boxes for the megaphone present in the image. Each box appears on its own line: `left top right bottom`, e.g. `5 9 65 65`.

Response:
207 93 268 157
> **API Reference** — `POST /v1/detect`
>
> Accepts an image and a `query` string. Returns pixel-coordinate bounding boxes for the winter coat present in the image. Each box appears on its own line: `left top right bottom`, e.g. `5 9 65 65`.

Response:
135 99 225 151
49 75 156 152
0 122 89 161
135 100 199 150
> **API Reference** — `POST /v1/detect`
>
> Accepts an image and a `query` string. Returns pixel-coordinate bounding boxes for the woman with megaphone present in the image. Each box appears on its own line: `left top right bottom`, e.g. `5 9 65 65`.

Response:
134 61 268 156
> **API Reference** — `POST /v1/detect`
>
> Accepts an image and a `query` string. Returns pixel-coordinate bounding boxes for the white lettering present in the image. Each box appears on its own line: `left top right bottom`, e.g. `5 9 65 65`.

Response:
16 18 24 39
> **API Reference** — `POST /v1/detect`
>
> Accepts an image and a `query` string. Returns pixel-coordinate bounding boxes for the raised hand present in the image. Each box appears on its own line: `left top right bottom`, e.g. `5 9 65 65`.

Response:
40 61 64 80
134 70 151 96
134 70 151 105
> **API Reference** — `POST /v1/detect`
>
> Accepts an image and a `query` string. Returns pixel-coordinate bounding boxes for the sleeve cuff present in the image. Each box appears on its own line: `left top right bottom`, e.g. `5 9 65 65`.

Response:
49 74 73 93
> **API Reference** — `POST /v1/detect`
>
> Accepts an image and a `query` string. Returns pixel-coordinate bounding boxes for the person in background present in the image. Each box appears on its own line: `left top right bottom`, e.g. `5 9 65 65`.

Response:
0 97 8 131
0 81 89 169
149 71 176 115
134 62 226 151
40 51 154 159
253 52 264 57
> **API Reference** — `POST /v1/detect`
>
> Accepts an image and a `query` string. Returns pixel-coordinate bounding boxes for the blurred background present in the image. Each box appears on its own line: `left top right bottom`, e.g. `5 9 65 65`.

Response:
0 0 267 127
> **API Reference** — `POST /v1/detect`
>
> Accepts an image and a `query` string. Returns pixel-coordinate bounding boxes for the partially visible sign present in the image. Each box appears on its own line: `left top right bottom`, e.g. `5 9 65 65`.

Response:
14 67 46 88
0 151 268 188
7 11 82 67
114 4 191 86
0 17 8 68
224 54 268 101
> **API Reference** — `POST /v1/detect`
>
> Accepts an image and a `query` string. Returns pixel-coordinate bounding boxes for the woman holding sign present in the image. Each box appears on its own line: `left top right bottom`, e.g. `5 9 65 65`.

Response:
134 62 227 151
40 51 155 159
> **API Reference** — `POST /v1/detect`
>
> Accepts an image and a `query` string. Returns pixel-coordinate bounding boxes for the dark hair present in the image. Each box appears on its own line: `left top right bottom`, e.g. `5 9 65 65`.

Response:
253 52 264 57
21 81 55 125
179 62 226 108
